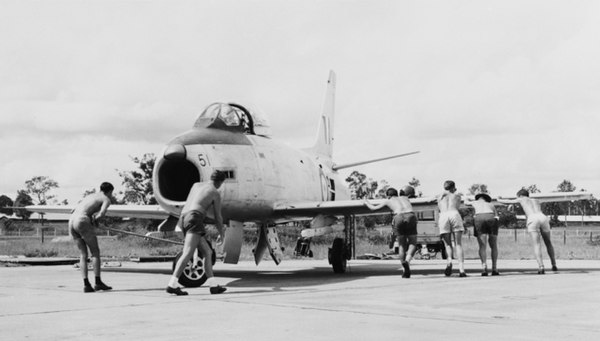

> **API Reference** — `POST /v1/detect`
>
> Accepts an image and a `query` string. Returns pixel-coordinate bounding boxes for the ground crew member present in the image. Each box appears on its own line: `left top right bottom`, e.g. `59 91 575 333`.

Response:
437 180 467 277
465 192 500 276
498 189 557 274
69 182 114 293
364 186 418 278
166 170 227 295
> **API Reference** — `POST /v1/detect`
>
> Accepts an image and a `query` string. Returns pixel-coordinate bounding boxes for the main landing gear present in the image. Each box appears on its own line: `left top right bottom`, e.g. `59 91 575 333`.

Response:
327 214 355 273
295 214 356 273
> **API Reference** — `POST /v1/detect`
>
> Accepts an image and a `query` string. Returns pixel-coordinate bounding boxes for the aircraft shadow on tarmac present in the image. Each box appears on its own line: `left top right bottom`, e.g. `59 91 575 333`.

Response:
103 262 599 292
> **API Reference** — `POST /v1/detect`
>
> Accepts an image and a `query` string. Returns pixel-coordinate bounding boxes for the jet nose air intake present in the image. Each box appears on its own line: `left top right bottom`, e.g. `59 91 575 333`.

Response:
164 144 186 160
156 143 200 202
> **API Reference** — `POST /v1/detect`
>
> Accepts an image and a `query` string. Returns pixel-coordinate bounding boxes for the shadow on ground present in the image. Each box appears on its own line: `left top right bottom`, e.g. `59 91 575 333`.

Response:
103 261 600 291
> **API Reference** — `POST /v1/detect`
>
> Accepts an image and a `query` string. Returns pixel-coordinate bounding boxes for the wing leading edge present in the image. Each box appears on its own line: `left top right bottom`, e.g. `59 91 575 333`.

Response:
273 192 594 219
26 205 170 220
272 197 438 218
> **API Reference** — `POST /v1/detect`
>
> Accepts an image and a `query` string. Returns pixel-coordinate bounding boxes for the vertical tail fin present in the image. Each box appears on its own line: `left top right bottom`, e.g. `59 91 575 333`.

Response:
311 70 336 158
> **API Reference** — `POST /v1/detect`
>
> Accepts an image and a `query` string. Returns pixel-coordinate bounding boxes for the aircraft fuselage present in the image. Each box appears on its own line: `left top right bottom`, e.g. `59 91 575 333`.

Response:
153 127 350 223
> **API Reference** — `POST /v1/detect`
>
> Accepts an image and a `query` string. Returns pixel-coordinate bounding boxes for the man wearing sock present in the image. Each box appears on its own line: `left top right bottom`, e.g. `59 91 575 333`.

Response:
437 180 467 277
167 170 227 295
498 189 557 274
69 182 114 293
364 186 418 278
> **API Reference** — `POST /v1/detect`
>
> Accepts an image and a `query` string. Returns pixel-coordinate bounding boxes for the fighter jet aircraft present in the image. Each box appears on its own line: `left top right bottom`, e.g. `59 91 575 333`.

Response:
27 71 592 287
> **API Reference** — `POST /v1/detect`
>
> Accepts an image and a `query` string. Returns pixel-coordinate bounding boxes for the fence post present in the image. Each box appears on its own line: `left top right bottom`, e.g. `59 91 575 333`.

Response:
563 229 566 245
514 228 517 243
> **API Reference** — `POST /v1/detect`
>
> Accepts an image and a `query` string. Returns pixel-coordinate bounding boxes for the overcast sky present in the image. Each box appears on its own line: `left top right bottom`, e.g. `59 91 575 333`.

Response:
1 0 599 204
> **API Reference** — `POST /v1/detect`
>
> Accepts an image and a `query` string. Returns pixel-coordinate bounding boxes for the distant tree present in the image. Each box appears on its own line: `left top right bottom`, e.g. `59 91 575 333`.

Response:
117 153 156 204
0 195 14 215
556 179 576 192
345 170 378 199
24 176 59 205
375 180 390 199
552 180 577 225
408 177 423 197
83 188 96 198
468 183 489 195
525 184 541 194
14 190 33 220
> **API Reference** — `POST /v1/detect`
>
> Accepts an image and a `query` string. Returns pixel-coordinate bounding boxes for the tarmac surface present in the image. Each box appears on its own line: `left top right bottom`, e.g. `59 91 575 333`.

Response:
1 259 599 340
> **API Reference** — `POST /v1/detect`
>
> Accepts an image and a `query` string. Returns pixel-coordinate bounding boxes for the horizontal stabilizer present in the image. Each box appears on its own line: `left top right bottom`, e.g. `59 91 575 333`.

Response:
333 151 419 171
496 192 593 203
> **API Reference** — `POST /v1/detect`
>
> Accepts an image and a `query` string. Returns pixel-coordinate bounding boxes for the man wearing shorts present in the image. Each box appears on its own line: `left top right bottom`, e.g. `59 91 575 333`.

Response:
437 180 467 277
364 186 417 278
498 189 557 274
465 192 499 276
69 182 114 293
166 170 227 295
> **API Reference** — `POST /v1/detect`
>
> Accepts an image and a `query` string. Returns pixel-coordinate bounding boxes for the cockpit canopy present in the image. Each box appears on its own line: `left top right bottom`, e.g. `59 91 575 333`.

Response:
193 102 271 137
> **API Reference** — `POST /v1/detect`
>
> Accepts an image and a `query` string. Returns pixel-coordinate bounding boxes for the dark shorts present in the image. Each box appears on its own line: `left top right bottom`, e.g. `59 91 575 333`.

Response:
179 210 207 236
392 212 418 236
474 213 499 237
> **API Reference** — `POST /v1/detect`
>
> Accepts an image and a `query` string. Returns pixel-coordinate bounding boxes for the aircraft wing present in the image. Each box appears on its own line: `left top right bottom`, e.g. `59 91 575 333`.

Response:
26 205 170 220
272 197 438 218
493 192 593 204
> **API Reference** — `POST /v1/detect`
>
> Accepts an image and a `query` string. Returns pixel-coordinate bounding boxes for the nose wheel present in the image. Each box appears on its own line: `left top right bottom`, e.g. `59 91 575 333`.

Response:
172 244 217 287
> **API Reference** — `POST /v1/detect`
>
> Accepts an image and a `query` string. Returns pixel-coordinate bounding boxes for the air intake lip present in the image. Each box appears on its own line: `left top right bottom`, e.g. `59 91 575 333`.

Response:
164 144 186 160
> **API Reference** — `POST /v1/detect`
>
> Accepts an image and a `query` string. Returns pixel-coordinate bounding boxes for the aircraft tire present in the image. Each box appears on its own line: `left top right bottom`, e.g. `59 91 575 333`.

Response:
330 238 347 273
172 245 217 288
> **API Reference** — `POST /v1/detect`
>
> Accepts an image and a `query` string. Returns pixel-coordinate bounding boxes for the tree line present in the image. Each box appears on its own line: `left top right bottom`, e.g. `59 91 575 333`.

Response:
0 153 157 220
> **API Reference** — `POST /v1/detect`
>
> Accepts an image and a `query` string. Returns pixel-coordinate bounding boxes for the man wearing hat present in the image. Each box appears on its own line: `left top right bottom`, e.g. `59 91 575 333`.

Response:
437 180 467 277
465 192 500 276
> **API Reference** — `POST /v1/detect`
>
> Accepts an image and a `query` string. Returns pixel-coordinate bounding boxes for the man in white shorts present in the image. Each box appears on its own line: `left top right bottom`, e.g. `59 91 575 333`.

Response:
498 189 557 274
437 180 467 277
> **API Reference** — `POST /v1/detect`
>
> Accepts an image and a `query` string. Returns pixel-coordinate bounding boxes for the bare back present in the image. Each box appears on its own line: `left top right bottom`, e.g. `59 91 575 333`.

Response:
387 196 413 215
518 197 543 217
468 199 496 214
182 182 220 215
438 191 462 212
72 193 110 218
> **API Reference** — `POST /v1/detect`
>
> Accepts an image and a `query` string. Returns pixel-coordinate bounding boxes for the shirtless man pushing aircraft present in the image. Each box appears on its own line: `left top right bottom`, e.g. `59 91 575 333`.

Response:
166 170 227 295
69 182 114 293
437 180 467 277
498 189 557 274
364 186 418 278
